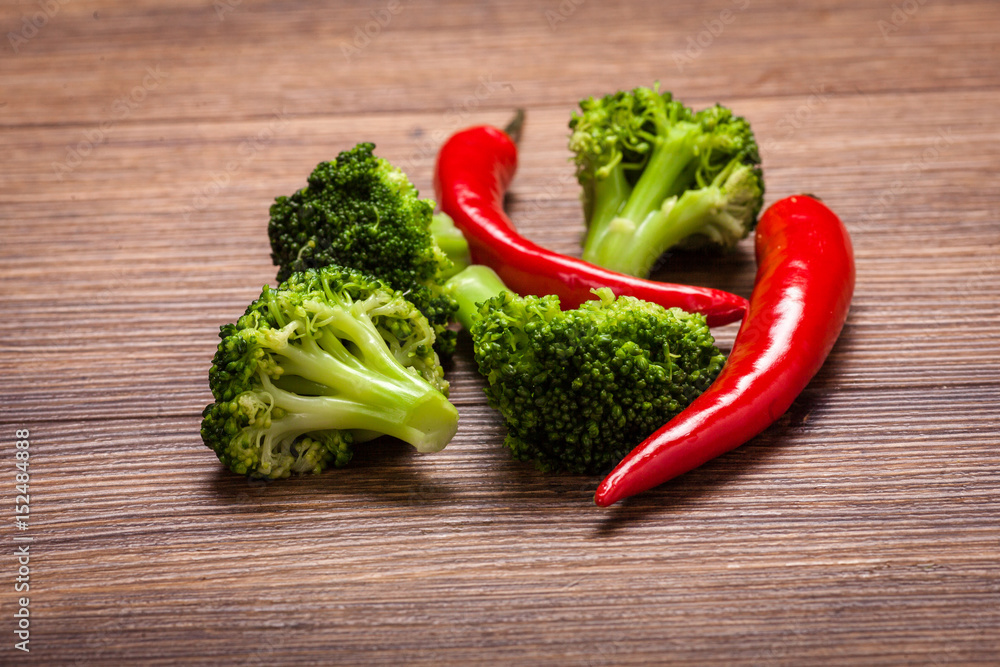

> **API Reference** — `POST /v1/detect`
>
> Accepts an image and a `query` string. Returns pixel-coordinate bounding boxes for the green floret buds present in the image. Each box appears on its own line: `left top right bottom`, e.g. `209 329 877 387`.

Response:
570 85 764 277
268 142 459 355
201 265 458 479
468 287 726 474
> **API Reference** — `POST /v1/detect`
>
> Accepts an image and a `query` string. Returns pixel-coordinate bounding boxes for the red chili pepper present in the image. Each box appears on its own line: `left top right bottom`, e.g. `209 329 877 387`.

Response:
594 195 855 506
433 118 749 327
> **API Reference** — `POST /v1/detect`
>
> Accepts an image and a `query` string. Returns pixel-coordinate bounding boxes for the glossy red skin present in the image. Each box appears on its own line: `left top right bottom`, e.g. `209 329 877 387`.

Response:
595 195 855 506
433 125 748 327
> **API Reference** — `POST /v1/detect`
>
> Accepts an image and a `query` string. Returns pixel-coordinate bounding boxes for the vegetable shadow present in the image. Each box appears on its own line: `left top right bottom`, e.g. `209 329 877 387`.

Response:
208 437 458 510
591 390 821 537
651 246 754 299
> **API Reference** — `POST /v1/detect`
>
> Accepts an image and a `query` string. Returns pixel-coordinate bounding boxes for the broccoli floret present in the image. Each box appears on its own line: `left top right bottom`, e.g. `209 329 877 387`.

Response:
201 265 458 479
443 266 725 474
268 143 459 355
570 85 764 277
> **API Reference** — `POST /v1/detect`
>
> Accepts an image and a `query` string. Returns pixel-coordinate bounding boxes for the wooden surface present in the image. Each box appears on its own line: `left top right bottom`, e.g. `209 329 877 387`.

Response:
2 0 999 664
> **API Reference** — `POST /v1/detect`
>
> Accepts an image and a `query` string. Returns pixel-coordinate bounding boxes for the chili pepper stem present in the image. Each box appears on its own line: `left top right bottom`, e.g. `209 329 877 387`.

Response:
503 109 526 144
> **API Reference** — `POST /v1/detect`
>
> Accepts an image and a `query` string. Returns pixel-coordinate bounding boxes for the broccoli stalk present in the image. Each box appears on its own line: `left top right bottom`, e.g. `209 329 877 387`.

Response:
429 211 470 280
443 264 506 331
201 266 458 479
570 86 764 277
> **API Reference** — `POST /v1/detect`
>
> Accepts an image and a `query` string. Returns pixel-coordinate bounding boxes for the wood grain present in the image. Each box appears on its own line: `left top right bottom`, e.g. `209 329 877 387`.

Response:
2 0 999 664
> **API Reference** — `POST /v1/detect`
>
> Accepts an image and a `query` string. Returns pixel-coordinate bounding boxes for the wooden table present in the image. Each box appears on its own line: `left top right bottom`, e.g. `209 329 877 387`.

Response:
3 0 998 664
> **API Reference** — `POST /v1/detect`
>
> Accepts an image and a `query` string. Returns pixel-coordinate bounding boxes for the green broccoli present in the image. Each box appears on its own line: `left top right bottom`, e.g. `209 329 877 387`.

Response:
268 143 458 355
443 265 726 474
201 265 458 479
264 145 727 477
570 85 764 277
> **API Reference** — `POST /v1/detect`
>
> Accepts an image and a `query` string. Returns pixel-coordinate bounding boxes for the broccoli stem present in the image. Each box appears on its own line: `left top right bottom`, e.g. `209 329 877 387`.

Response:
635 190 720 258
443 265 509 331
581 126 701 276
430 212 471 280
250 411 333 477
264 379 457 454
586 160 632 233
618 132 696 224
629 158 754 263
260 308 458 453
588 187 730 278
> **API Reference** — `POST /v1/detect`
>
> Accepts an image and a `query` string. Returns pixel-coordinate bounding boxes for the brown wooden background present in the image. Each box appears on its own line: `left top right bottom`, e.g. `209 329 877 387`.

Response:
2 0 998 664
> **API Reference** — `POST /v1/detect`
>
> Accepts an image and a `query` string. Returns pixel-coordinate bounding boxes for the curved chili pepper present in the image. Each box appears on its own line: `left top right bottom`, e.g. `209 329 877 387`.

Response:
433 120 748 327
594 195 855 506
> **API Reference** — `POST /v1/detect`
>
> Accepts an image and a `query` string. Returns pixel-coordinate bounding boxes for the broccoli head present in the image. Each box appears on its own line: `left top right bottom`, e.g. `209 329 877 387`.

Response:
569 85 764 277
201 265 458 479
466 283 726 474
268 142 458 354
